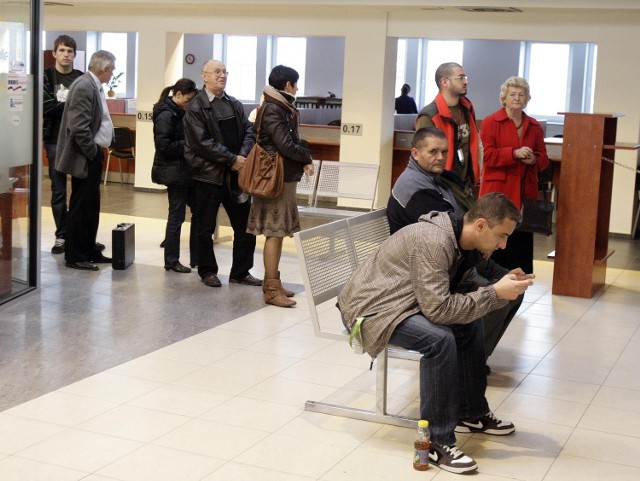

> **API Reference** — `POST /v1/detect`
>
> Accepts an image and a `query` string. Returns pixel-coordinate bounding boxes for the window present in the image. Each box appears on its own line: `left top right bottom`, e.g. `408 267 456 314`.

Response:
522 41 597 120
395 39 408 98
224 35 257 101
274 37 306 94
523 42 570 116
422 40 464 102
99 32 128 95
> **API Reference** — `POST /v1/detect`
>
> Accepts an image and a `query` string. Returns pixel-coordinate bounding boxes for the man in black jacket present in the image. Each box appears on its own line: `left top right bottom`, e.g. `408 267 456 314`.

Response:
43 35 84 254
388 127 523 361
183 59 260 288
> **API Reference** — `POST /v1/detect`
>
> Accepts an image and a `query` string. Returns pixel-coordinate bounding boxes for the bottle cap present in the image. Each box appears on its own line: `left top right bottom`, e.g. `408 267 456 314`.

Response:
418 420 429 428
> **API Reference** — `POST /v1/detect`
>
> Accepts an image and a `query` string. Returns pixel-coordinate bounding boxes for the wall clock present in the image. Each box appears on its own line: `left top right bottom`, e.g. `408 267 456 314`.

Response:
185 54 195 65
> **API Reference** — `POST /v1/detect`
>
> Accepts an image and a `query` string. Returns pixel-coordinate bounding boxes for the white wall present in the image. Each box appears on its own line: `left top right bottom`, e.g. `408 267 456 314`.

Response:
44 5 640 234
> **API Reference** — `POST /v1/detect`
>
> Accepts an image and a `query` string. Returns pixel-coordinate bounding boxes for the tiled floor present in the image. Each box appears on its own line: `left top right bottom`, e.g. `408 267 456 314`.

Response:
0 182 639 480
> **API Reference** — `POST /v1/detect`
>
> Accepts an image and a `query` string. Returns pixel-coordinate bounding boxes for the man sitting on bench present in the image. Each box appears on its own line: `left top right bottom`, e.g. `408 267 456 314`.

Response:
338 192 534 474
387 127 524 366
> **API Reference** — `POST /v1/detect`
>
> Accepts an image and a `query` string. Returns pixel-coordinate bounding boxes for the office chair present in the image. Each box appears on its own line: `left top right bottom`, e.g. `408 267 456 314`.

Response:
104 127 135 185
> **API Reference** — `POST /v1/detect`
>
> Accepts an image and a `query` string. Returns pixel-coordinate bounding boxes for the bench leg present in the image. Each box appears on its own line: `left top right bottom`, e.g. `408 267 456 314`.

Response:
304 349 418 428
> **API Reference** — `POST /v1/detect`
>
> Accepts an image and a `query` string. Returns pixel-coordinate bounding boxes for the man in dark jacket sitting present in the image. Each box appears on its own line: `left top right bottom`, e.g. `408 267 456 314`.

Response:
183 59 261 288
387 127 524 362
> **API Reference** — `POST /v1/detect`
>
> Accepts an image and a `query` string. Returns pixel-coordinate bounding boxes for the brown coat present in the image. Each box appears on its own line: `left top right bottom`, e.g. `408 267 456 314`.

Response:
337 211 507 358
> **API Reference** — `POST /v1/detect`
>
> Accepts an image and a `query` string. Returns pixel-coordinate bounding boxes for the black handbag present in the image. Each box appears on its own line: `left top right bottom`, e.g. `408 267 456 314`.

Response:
519 182 554 236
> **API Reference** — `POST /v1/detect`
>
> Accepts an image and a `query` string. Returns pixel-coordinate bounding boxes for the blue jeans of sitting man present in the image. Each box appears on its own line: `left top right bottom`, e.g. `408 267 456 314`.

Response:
388 314 489 447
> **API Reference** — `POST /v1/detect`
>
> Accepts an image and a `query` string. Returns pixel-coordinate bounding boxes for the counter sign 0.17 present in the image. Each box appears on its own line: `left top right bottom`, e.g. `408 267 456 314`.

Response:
341 123 363 136
137 111 153 122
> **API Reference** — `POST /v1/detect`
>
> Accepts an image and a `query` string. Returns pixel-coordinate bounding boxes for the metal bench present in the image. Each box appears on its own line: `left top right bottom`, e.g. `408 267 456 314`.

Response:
294 208 419 428
297 160 380 219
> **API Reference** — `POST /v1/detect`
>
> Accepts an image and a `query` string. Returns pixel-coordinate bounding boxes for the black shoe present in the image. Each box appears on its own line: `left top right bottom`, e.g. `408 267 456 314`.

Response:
90 254 112 264
51 238 65 254
202 274 222 287
165 262 191 273
96 242 105 251
65 261 99 271
229 274 263 286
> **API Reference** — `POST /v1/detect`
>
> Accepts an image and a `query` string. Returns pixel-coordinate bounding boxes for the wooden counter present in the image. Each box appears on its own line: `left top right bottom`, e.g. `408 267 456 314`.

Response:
300 125 414 188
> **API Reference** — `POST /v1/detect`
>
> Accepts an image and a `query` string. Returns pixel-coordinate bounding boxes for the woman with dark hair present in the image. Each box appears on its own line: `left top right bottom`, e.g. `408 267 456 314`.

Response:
152 78 199 273
395 83 418 114
246 65 314 307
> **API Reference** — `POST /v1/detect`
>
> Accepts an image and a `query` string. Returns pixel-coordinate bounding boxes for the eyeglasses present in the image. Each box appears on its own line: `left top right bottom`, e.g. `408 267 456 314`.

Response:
203 69 229 77
448 75 468 82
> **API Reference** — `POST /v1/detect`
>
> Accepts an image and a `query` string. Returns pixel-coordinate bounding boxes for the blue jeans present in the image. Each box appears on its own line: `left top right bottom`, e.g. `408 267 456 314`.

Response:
388 314 489 446
45 143 68 239
164 184 197 267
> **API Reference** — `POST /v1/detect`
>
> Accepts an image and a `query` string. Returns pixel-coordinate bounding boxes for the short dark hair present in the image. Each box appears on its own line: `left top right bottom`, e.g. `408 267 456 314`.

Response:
401 84 411 95
269 65 299 91
435 62 462 88
465 192 521 227
54 35 77 54
411 127 447 149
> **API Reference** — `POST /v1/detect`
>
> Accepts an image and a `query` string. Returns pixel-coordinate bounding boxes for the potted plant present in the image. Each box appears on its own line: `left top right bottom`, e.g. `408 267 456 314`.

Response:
106 72 124 97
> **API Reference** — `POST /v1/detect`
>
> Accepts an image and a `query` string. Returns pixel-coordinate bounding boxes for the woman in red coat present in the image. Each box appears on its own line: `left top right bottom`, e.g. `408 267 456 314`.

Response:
479 76 549 274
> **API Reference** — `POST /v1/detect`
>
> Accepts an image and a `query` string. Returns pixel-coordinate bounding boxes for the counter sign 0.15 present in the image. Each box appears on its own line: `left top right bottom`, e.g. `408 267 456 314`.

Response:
341 123 363 136
137 111 153 122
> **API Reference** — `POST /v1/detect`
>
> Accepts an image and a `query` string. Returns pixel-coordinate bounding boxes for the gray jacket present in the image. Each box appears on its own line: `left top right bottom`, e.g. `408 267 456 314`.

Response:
55 72 103 179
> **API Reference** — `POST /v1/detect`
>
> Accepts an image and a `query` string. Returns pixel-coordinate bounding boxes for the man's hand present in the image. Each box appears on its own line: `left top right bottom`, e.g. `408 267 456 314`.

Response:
508 268 536 282
303 163 314 176
493 273 534 300
231 155 246 172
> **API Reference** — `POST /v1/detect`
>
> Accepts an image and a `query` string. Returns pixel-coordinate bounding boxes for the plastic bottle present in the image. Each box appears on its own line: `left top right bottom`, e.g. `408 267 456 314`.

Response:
413 419 431 471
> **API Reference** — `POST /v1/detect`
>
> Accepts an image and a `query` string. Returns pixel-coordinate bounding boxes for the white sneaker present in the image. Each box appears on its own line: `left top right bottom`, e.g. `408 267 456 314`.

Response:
429 443 478 474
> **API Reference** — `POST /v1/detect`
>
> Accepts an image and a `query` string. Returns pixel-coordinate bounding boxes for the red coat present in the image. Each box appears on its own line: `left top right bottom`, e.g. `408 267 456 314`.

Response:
479 108 549 208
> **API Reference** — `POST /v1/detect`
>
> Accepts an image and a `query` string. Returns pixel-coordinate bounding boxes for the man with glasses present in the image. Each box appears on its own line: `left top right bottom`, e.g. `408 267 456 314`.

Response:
416 62 480 196
183 59 261 288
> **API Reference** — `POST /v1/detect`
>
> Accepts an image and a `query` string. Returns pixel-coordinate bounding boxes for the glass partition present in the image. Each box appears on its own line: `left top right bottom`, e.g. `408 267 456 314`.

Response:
0 0 40 305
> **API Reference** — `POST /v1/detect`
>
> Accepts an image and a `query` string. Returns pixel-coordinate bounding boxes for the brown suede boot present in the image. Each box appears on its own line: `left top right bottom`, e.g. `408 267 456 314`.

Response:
277 271 295 298
263 279 296 307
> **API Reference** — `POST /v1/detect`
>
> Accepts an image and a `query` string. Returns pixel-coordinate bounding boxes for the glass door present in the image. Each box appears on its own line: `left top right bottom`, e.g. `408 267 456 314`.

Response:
0 0 41 304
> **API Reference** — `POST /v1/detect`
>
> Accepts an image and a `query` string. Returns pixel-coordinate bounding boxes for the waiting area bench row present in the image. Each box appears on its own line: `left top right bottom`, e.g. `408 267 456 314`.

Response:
296 159 380 219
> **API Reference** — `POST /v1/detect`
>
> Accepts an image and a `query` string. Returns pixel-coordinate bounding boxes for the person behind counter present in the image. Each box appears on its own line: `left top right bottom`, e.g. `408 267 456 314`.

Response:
395 83 418 114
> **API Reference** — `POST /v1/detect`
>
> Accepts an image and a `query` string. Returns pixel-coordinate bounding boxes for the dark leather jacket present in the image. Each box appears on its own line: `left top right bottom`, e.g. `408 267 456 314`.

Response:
257 95 312 183
183 89 255 186
151 97 192 186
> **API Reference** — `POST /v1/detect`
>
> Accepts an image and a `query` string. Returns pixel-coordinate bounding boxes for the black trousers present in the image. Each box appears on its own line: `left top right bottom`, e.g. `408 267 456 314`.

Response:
491 230 534 274
195 180 255 279
45 143 68 239
164 184 197 267
65 149 104 263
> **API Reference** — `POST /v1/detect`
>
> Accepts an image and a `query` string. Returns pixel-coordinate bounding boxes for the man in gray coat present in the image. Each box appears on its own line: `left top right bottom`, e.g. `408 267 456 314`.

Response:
55 50 116 270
